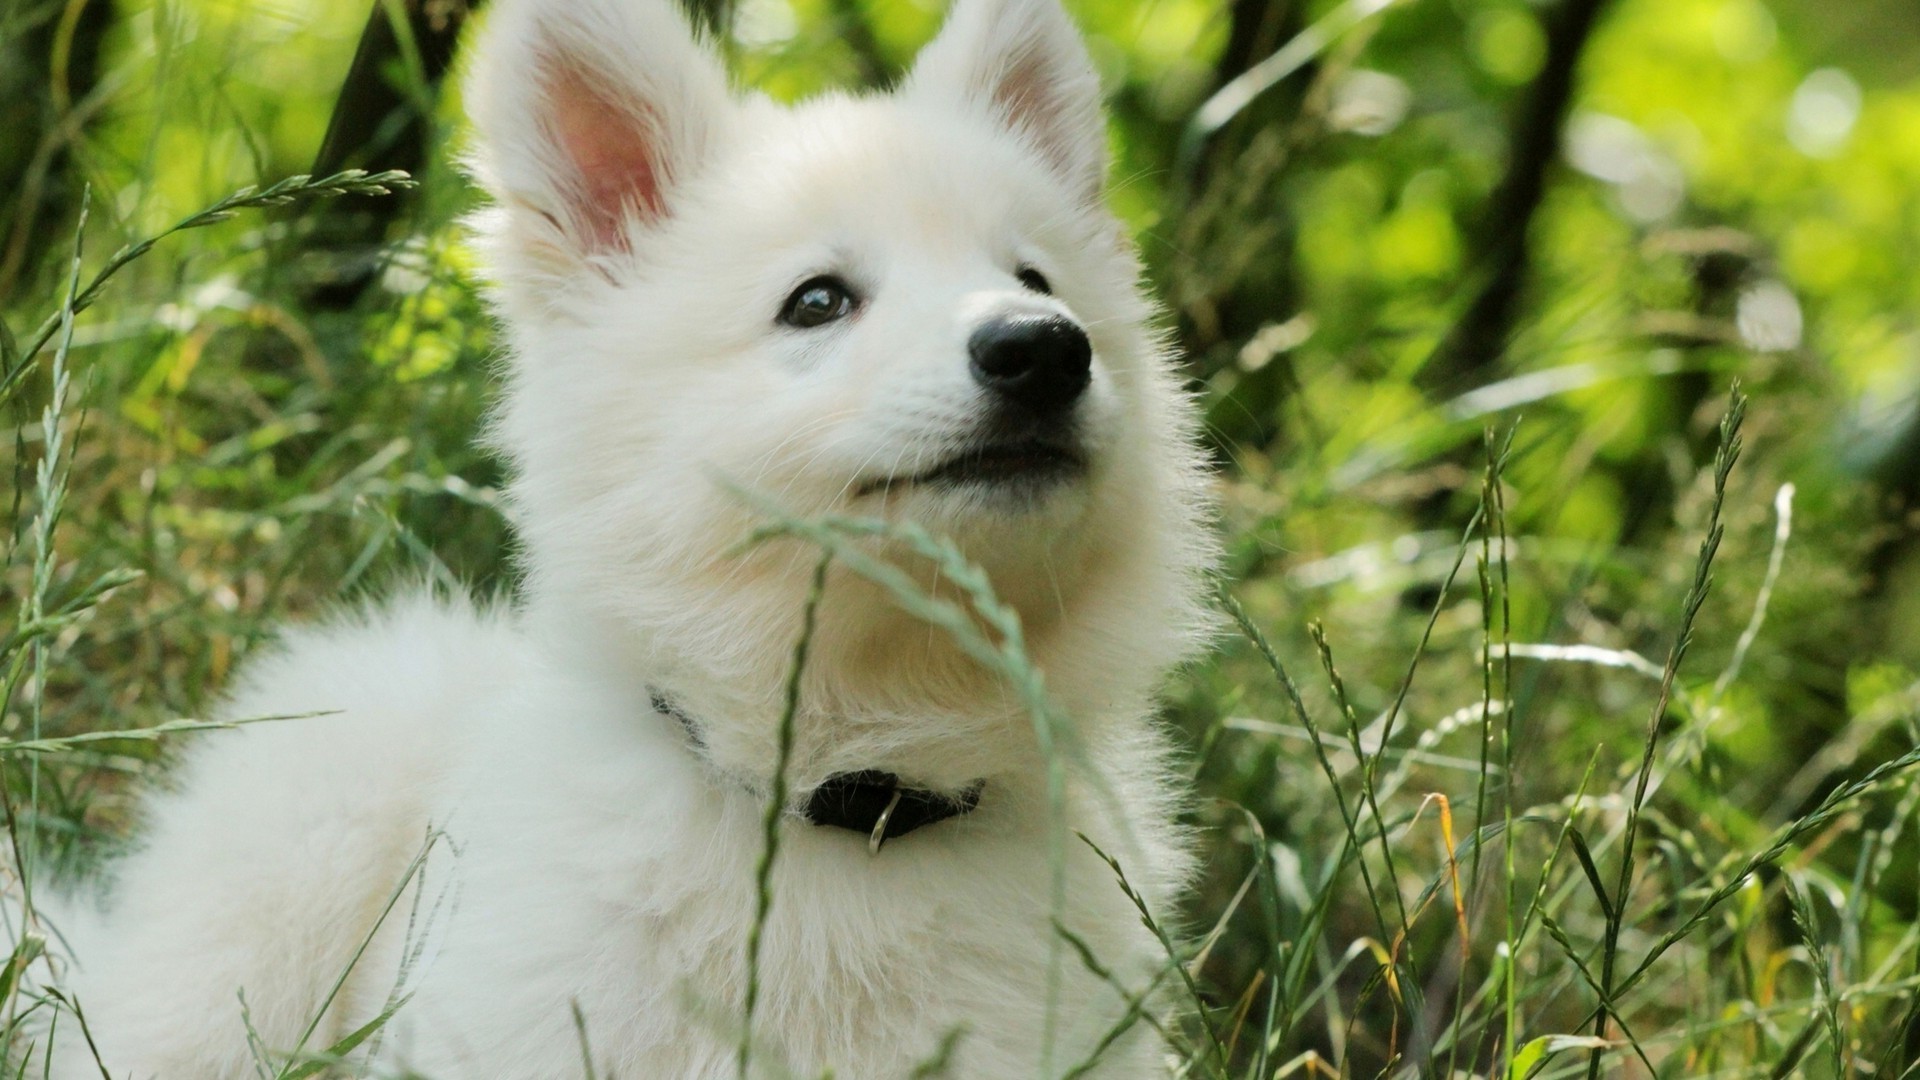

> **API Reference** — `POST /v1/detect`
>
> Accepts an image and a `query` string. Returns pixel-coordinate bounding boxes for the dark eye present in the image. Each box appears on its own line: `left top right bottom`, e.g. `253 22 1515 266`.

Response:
1016 266 1052 295
780 276 857 328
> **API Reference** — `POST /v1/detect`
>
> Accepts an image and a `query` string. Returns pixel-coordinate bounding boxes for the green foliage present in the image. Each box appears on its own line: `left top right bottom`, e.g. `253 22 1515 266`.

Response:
3 0 1919 1075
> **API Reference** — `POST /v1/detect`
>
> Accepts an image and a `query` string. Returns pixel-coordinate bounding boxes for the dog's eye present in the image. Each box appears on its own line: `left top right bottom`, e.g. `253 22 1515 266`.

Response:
780 276 857 329
1016 267 1052 295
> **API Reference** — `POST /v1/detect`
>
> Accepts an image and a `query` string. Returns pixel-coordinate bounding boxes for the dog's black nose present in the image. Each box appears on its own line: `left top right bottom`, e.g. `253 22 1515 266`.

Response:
968 314 1092 414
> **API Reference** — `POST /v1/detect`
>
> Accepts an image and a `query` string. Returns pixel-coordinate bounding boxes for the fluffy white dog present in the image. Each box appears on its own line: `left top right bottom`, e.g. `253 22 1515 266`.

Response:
38 0 1216 1074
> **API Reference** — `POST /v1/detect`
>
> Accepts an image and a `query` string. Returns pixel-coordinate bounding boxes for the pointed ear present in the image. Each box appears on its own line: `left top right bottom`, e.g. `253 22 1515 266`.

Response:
907 0 1106 202
464 0 731 277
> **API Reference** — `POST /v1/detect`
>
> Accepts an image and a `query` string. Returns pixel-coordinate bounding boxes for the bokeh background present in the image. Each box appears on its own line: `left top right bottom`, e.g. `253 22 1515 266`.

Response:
3 0 1919 1075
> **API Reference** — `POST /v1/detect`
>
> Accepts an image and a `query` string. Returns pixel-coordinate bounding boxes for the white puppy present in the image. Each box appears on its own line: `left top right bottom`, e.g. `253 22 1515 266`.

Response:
39 0 1216 1075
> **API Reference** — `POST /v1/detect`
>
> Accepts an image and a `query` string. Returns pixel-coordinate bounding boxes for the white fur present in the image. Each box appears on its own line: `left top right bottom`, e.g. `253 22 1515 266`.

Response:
34 0 1217 1075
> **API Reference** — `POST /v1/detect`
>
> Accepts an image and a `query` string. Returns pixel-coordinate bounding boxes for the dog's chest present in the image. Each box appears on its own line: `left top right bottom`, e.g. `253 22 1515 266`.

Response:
375 727 1167 1078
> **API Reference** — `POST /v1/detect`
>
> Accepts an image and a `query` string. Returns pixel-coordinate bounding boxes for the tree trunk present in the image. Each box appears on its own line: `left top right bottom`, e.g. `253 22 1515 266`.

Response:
300 0 476 312
1423 0 1615 393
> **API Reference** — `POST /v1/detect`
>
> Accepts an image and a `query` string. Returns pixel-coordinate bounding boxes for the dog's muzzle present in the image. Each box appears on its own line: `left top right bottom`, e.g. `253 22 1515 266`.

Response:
853 314 1095 499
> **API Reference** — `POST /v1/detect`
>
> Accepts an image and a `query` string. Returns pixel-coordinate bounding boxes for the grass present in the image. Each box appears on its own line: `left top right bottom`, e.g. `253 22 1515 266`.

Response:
1173 380 1920 1076
3 0 1920 1075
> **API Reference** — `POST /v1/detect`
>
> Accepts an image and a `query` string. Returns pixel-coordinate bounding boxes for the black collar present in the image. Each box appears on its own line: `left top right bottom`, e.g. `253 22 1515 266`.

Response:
803 770 984 851
652 691 985 852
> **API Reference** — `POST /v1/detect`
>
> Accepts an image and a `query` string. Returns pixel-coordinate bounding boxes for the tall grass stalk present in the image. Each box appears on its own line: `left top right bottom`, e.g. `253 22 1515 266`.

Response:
274 829 443 1079
1586 386 1746 1077
1485 424 1519 1075
736 553 832 1080
6 191 91 1052
1220 592 1401 1038
1317 499 1486 1071
1078 833 1228 1073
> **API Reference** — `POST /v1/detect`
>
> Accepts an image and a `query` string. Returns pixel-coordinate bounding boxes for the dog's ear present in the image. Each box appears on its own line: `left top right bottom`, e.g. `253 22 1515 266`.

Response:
908 0 1105 203
465 0 731 278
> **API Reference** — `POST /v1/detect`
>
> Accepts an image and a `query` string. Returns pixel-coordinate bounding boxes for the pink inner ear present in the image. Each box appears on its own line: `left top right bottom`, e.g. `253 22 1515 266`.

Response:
990 46 1059 136
545 61 667 252
986 45 1092 198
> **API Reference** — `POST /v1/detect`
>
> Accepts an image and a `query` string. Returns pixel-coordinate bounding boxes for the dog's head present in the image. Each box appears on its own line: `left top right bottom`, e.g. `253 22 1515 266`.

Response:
466 0 1215 779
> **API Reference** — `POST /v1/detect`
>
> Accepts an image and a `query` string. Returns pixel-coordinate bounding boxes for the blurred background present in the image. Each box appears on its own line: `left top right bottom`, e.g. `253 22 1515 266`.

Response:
3 0 1919 1075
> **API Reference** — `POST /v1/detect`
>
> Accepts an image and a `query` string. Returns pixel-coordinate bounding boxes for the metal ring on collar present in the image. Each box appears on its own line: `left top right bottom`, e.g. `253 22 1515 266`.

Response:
868 788 905 855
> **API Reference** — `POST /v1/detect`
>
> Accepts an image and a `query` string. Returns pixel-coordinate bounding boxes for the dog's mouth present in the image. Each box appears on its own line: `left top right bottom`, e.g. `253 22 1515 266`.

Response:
855 440 1087 498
